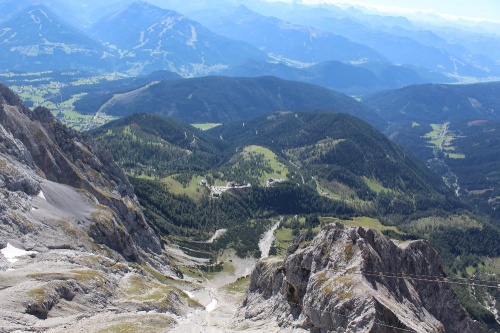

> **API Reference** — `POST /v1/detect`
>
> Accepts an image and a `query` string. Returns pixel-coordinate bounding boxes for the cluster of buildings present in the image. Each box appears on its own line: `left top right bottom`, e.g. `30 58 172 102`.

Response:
199 178 284 198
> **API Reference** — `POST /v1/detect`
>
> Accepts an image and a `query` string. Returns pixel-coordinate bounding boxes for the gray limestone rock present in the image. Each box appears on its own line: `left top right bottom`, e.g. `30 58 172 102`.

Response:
0 83 185 332
244 222 484 333
0 84 162 260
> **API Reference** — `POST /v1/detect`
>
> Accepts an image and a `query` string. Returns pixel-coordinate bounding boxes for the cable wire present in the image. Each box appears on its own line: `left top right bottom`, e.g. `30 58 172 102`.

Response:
280 265 500 290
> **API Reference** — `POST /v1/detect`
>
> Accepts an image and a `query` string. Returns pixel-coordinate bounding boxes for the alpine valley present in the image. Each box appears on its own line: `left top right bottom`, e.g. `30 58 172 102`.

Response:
1 0 500 332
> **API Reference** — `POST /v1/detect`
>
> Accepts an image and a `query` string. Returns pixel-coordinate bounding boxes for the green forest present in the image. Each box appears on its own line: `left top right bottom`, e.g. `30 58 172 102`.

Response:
91 111 500 330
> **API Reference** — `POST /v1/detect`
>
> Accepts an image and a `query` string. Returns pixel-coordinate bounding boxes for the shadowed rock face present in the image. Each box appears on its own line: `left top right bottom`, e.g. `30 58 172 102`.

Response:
244 222 484 333
0 83 161 259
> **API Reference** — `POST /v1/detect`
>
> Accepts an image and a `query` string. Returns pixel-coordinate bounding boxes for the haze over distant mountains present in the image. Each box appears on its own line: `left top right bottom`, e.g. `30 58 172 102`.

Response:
0 5 115 73
0 0 499 93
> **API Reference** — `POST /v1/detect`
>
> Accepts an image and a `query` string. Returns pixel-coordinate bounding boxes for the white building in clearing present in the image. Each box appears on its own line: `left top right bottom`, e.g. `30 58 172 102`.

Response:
266 178 284 187
210 182 251 198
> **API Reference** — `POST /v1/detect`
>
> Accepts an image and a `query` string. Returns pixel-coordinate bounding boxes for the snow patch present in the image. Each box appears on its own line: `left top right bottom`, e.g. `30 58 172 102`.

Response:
1 243 37 263
205 299 218 312
38 191 46 201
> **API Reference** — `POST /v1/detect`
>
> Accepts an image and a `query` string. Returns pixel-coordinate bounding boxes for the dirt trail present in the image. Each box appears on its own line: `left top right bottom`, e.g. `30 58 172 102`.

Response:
258 220 280 258
170 287 303 333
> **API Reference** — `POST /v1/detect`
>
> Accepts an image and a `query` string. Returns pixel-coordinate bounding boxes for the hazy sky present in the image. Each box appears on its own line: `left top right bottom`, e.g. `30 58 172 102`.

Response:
297 0 500 23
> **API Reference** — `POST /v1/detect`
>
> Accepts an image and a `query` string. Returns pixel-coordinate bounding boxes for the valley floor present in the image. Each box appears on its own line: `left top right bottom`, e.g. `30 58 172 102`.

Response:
165 223 307 333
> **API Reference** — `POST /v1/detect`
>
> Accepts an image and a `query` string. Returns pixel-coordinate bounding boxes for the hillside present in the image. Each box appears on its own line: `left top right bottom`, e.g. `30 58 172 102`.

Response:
95 76 386 128
91 111 467 240
222 60 446 95
0 5 115 73
90 2 268 76
364 81 500 123
0 83 205 331
91 113 228 178
90 110 457 238
387 119 500 219
194 5 386 64
85 110 500 329
63 70 182 115
210 111 459 218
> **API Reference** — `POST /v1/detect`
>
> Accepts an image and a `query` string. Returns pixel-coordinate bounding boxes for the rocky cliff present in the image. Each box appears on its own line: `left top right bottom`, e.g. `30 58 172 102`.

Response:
0 83 161 260
0 84 195 332
244 222 484 333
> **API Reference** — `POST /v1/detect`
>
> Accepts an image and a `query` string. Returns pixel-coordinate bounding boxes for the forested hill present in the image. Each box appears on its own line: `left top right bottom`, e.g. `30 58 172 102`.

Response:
95 76 386 129
210 111 460 216
91 113 228 178
363 81 500 123
65 70 182 114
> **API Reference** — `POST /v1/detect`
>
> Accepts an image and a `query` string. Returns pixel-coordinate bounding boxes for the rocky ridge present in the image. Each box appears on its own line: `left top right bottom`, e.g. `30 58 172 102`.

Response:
0 84 196 332
0 83 161 260
243 222 484 333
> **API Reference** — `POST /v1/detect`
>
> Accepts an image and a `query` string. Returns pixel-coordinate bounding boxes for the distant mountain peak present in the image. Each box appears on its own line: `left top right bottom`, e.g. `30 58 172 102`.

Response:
0 4 114 72
194 4 386 64
90 2 267 75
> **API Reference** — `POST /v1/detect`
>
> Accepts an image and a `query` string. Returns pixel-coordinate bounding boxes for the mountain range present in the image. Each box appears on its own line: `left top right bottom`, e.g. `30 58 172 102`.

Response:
88 75 386 128
1 0 500 330
90 2 268 76
0 0 499 89
1 78 499 330
226 0 500 78
221 59 452 95
0 5 115 73
193 5 386 64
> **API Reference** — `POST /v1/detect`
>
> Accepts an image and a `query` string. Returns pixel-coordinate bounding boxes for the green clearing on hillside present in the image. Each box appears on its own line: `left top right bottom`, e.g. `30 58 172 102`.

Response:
363 177 390 193
241 145 289 186
274 227 295 256
315 179 344 200
223 276 251 294
423 123 465 159
191 123 222 131
284 138 346 168
161 175 208 201
406 215 482 237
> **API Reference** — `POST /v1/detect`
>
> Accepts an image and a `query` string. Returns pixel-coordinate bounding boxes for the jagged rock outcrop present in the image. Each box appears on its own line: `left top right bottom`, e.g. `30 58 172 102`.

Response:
244 222 484 333
0 83 161 259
